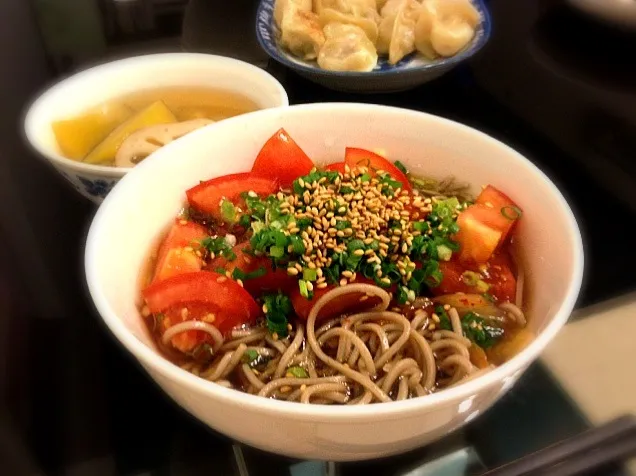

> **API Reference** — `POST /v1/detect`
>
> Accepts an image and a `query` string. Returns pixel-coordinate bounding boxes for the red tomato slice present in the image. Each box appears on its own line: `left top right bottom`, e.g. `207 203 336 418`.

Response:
324 162 346 173
484 252 517 303
152 219 208 283
251 128 315 189
434 254 516 303
290 278 385 322
474 185 521 243
142 271 260 335
344 148 412 193
186 173 278 221
454 205 503 265
208 244 295 293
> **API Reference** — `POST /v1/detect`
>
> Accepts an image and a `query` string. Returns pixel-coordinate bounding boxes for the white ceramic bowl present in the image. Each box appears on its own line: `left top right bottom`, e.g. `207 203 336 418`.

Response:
85 103 583 461
23 53 289 204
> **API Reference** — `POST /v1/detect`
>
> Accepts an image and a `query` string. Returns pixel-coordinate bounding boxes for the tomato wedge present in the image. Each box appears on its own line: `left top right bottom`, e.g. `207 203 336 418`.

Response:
208 243 295 293
142 271 260 335
324 162 346 173
434 254 516 303
290 278 385 322
186 172 278 221
344 148 412 193
454 185 521 265
152 219 208 283
251 128 315 189
475 185 521 243
454 205 503 265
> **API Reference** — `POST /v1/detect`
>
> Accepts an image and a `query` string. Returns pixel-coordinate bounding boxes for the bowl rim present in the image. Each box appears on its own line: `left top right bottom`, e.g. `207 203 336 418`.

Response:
85 102 584 420
255 0 492 78
23 52 290 178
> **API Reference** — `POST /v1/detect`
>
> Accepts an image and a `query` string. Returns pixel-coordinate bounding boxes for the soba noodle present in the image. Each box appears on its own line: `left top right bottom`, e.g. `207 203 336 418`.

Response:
173 284 526 404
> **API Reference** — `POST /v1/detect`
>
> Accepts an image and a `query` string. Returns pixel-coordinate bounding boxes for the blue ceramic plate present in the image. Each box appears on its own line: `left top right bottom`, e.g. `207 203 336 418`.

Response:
255 0 492 92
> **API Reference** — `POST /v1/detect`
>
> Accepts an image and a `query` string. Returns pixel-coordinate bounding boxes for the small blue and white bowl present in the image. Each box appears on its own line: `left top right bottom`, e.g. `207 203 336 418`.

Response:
23 53 289 204
256 0 491 93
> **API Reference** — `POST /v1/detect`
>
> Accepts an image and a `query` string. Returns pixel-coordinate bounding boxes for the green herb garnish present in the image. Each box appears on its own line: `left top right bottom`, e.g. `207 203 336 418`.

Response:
232 266 267 281
501 206 522 220
220 199 237 223
394 160 408 174
262 292 293 337
200 236 236 260
461 312 505 348
286 366 309 378
242 349 259 364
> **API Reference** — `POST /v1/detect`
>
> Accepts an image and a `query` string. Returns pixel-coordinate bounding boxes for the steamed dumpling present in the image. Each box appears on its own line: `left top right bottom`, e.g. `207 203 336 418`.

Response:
317 23 378 72
280 8 326 60
376 0 420 64
315 0 377 16
415 0 480 58
319 8 379 43
275 0 312 28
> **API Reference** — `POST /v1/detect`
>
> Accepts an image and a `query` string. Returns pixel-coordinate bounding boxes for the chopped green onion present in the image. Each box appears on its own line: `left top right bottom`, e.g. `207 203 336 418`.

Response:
360 173 371 182
242 349 259 364
335 220 351 230
413 221 429 232
299 280 310 299
232 266 267 281
461 312 504 348
462 271 481 286
297 217 313 229
475 280 490 293
437 244 452 261
220 199 236 223
303 268 318 281
238 214 251 228
289 235 305 254
262 292 292 337
286 366 309 378
269 245 284 258
462 271 490 292
397 286 409 305
200 236 236 260
501 206 522 220
394 160 408 174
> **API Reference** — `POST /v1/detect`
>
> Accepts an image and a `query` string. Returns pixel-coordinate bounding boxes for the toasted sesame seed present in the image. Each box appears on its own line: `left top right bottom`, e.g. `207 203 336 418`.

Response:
380 277 391 285
342 270 353 278
181 308 189 319
317 282 328 289
216 276 227 283
295 263 303 272
306 281 314 291
262 304 268 313
339 278 347 286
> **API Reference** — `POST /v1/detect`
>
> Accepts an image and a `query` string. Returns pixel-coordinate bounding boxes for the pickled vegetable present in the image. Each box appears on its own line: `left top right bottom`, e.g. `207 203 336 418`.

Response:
52 103 132 160
84 100 176 165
